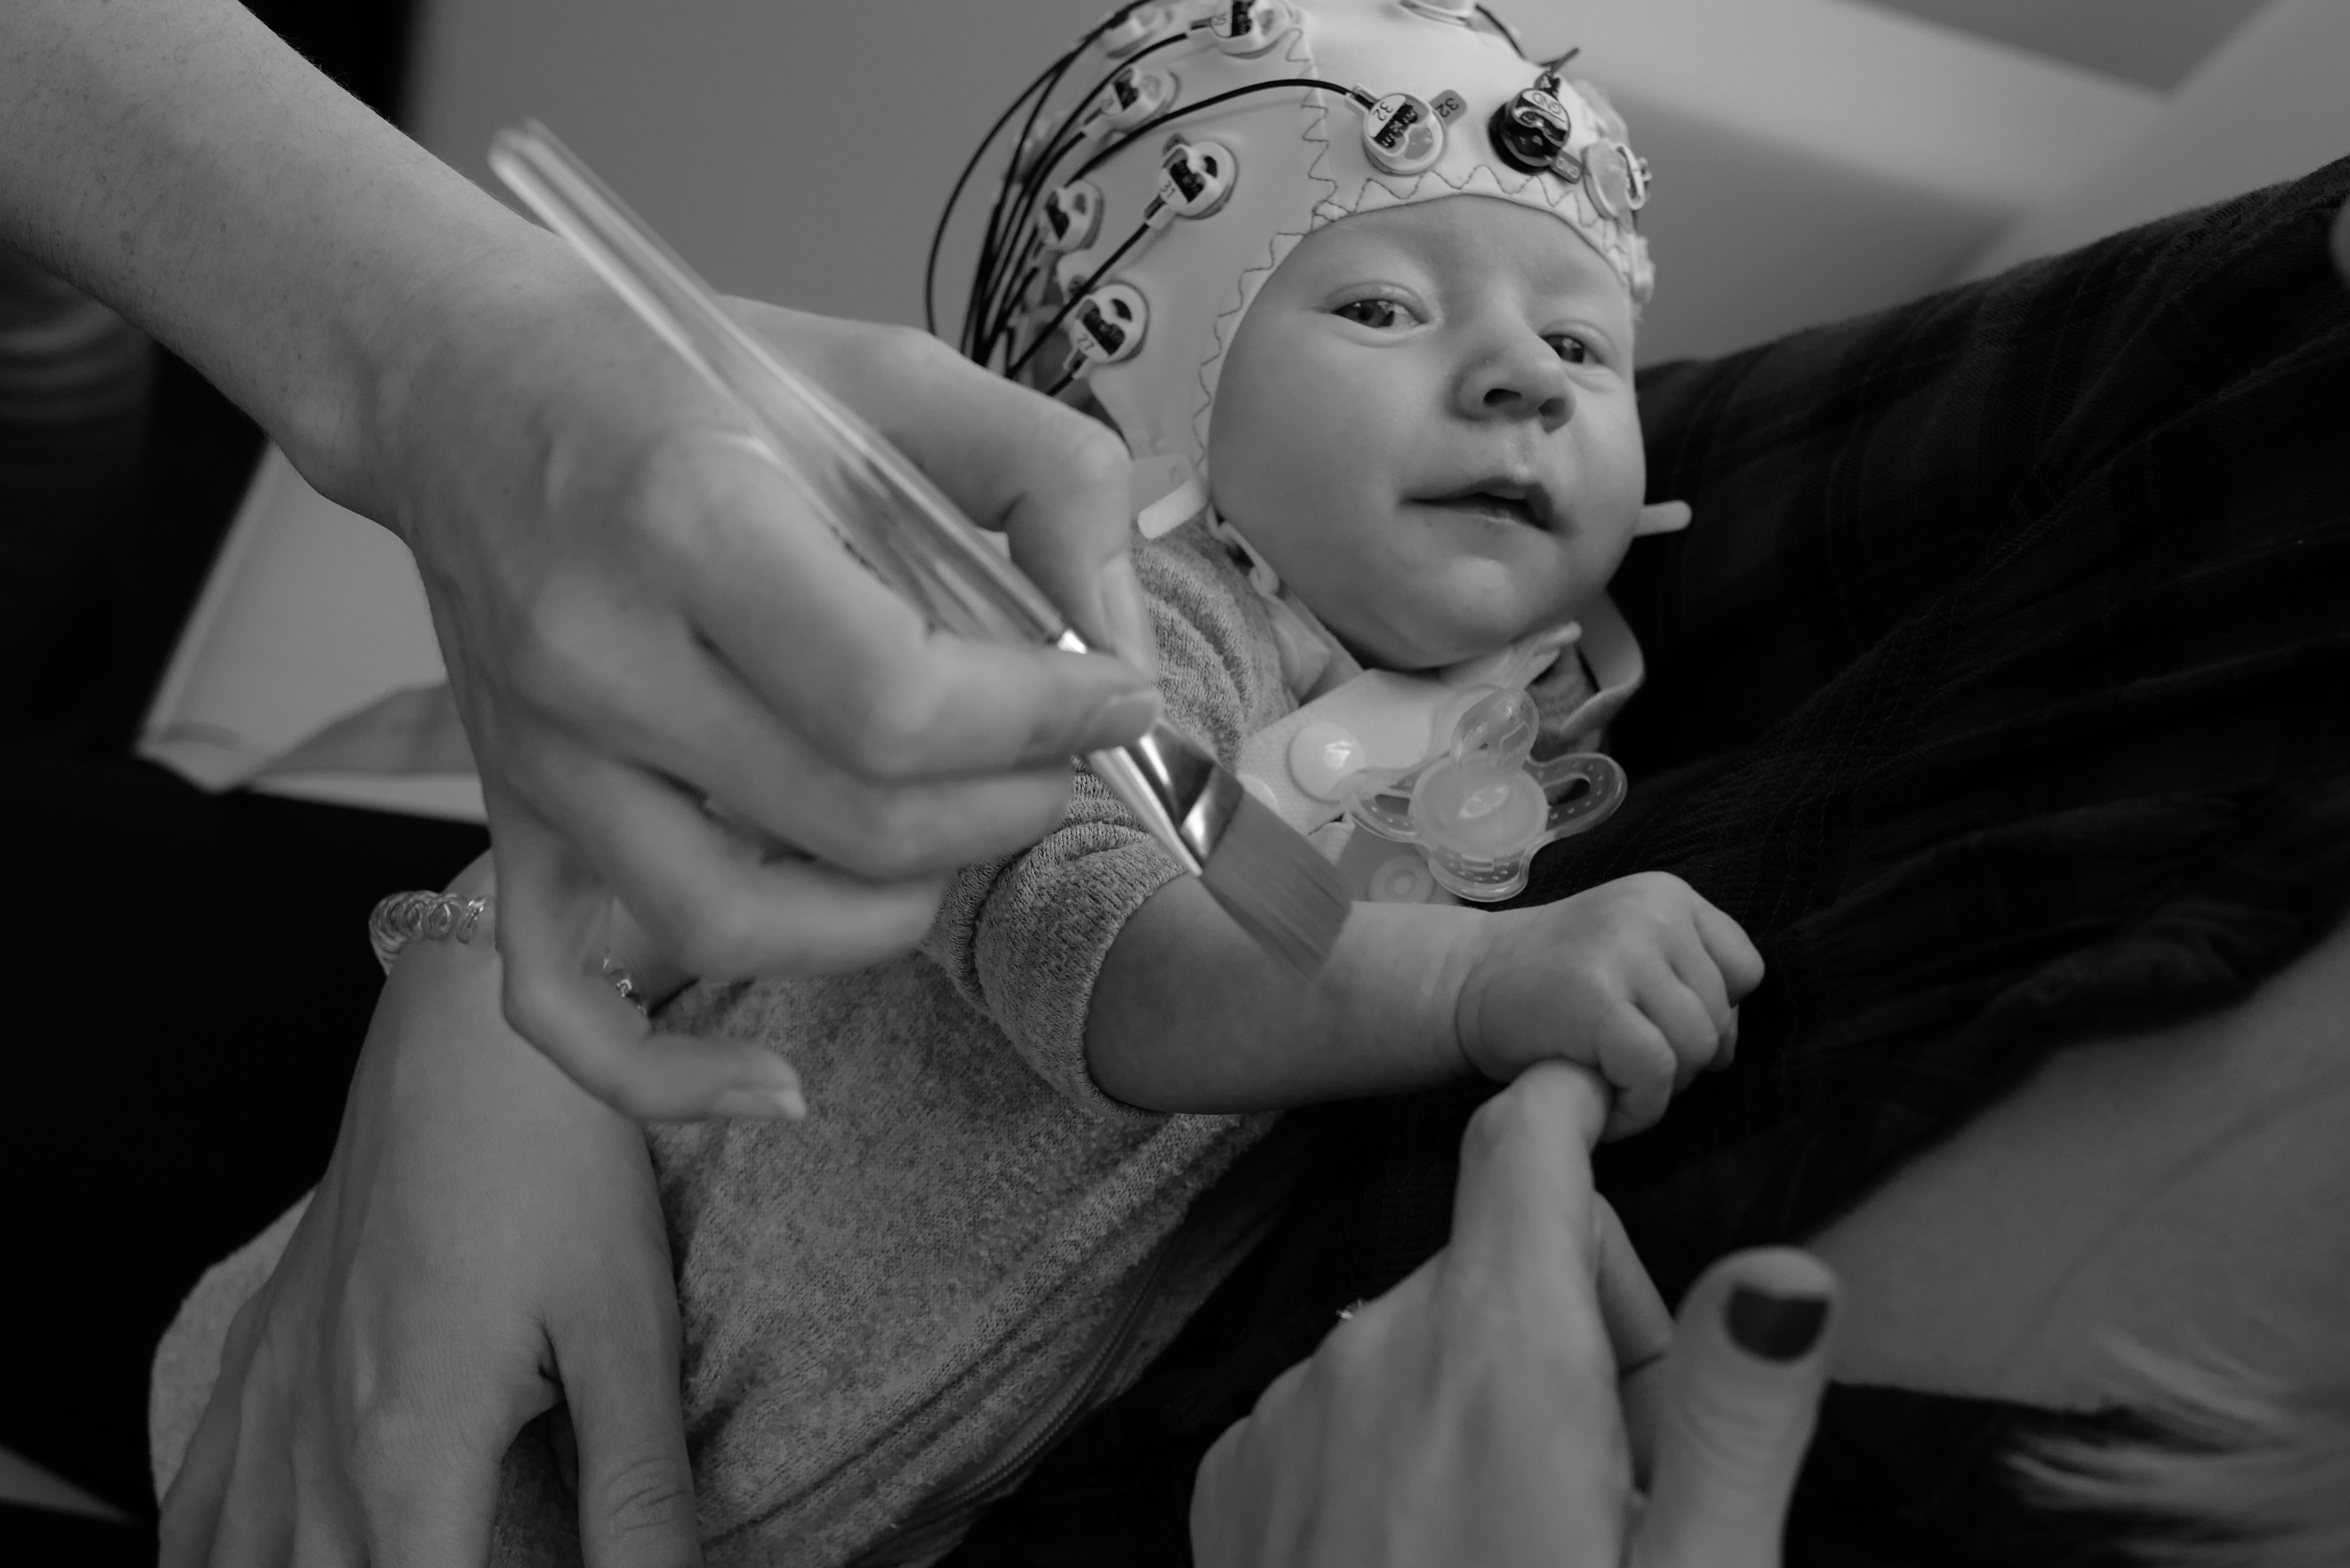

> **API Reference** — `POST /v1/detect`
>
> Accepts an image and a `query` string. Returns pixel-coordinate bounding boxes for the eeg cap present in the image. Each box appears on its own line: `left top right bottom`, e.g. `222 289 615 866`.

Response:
987 0 1654 524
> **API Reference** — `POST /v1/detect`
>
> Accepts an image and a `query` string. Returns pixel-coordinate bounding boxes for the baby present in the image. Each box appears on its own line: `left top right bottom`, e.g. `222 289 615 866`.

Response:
157 3 1759 1563
548 7 1757 1563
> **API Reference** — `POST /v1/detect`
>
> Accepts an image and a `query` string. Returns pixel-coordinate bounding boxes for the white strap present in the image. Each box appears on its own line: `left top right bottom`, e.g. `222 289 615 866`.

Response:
1136 474 1209 538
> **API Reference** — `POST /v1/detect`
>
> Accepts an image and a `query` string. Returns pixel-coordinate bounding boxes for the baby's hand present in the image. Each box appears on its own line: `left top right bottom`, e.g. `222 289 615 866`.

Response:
1454 872 1764 1139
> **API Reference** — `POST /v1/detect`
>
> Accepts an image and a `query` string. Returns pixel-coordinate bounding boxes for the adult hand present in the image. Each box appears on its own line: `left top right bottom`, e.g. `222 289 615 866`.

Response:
374 263 1161 1120
3 0 1161 1121
159 857 701 1567
1191 1062 1837 1567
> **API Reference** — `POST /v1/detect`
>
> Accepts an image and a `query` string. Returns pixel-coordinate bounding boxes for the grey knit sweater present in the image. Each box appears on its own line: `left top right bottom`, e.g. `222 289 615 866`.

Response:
150 524 1302 1567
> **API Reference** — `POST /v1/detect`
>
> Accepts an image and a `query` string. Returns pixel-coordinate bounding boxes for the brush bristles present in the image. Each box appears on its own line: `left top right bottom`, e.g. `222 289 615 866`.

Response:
1198 791 1353 976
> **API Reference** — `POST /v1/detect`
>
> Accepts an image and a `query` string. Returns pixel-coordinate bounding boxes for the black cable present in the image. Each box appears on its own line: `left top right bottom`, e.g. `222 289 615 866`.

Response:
1005 218 1153 377
974 31 1189 357
926 56 1065 339
1474 5 1526 58
967 55 1082 353
970 29 1185 355
966 53 1083 356
978 235 1047 370
1005 77 1377 377
1044 361 1082 399
926 1 1157 347
1075 77 1373 182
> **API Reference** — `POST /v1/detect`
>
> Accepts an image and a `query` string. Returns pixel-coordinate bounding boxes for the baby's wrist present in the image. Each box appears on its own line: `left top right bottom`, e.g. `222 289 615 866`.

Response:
1438 911 1508 1083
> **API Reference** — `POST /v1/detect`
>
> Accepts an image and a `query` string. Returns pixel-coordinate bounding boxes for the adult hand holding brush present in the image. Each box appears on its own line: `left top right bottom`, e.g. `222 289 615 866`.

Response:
1 0 1176 1120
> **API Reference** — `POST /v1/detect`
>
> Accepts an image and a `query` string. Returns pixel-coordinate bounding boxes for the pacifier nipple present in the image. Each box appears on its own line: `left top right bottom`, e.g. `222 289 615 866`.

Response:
1410 689 1545 862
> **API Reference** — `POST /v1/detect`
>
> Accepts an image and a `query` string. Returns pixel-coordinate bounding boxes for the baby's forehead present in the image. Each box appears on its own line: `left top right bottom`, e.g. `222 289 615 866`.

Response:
1284 197 1634 305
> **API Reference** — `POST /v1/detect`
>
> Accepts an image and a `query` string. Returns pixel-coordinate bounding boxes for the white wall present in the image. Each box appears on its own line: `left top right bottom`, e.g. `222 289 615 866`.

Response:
408 0 1108 327
407 0 2238 364
1484 0 2153 358
1969 0 2350 276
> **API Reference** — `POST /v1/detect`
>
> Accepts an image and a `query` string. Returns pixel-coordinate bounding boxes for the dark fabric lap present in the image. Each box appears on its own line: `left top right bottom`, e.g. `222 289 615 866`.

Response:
1561 157 2350 1291
940 158 2350 1567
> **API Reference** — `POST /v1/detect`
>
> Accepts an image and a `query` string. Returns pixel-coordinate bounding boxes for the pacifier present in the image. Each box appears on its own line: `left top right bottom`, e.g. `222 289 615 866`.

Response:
1343 688 1624 901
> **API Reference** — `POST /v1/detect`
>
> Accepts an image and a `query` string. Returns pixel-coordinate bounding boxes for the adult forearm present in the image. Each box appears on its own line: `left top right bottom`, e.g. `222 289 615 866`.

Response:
1086 881 1482 1111
0 0 537 499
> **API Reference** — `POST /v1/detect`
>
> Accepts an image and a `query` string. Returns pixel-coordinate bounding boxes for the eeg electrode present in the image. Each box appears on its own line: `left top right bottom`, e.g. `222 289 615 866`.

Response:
1041 179 1105 251
1201 1 1294 56
1067 282 1148 366
1146 139 1238 225
1487 74 1575 175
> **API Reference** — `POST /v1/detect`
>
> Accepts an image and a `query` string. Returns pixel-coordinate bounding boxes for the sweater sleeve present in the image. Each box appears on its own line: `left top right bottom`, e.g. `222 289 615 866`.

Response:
924 529 1293 1118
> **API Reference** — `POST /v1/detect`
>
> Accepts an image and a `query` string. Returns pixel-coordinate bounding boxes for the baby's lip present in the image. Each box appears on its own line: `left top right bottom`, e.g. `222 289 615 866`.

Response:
1417 476 1559 531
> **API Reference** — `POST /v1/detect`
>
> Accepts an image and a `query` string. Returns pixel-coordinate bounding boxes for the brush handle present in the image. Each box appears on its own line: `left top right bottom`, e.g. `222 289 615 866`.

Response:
488 122 1068 650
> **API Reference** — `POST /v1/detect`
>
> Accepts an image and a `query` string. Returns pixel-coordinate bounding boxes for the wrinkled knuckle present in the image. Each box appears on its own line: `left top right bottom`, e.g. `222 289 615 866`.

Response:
588 1453 699 1545
345 1397 430 1495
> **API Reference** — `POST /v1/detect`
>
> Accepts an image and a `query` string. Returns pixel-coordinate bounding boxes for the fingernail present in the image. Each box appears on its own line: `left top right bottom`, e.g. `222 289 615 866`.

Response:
1076 687 1162 752
1726 1286 1828 1361
1093 555 1159 680
715 1084 806 1120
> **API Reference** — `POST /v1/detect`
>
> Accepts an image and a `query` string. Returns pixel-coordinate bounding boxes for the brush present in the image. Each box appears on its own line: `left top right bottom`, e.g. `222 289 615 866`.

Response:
489 121 1350 975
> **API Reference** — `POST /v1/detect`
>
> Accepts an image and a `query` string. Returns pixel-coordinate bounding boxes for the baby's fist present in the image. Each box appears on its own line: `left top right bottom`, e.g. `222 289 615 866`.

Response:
1455 873 1764 1139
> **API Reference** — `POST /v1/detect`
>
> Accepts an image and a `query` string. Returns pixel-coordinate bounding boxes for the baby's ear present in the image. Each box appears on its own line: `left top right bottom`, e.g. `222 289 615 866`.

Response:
1635 500 1693 536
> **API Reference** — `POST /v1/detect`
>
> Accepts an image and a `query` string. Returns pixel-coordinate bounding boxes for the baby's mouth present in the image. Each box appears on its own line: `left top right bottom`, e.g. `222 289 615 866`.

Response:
1418 480 1557 532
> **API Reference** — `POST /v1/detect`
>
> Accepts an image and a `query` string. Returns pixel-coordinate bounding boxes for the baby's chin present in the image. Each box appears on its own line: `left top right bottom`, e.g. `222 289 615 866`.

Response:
1332 581 1577 672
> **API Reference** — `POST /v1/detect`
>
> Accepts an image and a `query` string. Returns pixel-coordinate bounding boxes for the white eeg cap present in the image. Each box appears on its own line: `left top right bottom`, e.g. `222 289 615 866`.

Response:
1015 0 1654 517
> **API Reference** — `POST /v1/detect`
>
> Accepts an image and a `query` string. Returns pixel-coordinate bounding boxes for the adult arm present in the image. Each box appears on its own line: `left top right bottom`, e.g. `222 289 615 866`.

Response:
1191 1062 1838 1567
1808 911 2350 1411
159 854 703 1567
0 0 1160 1119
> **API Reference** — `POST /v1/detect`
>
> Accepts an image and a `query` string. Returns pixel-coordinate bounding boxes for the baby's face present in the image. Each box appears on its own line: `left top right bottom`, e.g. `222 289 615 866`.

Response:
1210 196 1646 670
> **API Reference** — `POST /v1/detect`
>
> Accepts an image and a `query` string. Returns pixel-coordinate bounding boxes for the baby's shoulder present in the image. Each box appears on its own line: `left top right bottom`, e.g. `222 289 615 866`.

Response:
1133 525 1292 759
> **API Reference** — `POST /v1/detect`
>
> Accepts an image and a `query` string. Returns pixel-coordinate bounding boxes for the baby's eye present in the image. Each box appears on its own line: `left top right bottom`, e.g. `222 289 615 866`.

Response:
1333 297 1412 330
1548 333 1594 365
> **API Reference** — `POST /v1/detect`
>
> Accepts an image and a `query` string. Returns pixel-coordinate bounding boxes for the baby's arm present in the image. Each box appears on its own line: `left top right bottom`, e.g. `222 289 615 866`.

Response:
1087 869 1762 1137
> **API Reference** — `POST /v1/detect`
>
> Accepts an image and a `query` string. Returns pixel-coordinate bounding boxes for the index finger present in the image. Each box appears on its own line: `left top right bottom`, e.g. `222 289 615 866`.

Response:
751 307 1158 677
665 432 1160 782
1446 1062 1611 1299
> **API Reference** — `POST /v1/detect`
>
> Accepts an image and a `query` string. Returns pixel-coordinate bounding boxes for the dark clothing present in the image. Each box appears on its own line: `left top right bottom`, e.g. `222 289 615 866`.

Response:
942 157 2350 1567
0 760 485 1523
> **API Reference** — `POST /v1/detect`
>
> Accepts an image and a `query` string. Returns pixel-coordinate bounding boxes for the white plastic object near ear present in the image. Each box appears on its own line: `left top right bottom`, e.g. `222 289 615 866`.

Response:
1146 139 1237 228
1130 451 1205 539
1358 92 1444 174
1205 0 1290 55
1041 180 1105 252
1067 283 1148 366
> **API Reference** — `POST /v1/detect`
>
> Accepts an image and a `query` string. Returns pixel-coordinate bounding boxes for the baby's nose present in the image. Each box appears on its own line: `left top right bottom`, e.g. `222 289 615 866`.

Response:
1457 340 1572 429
